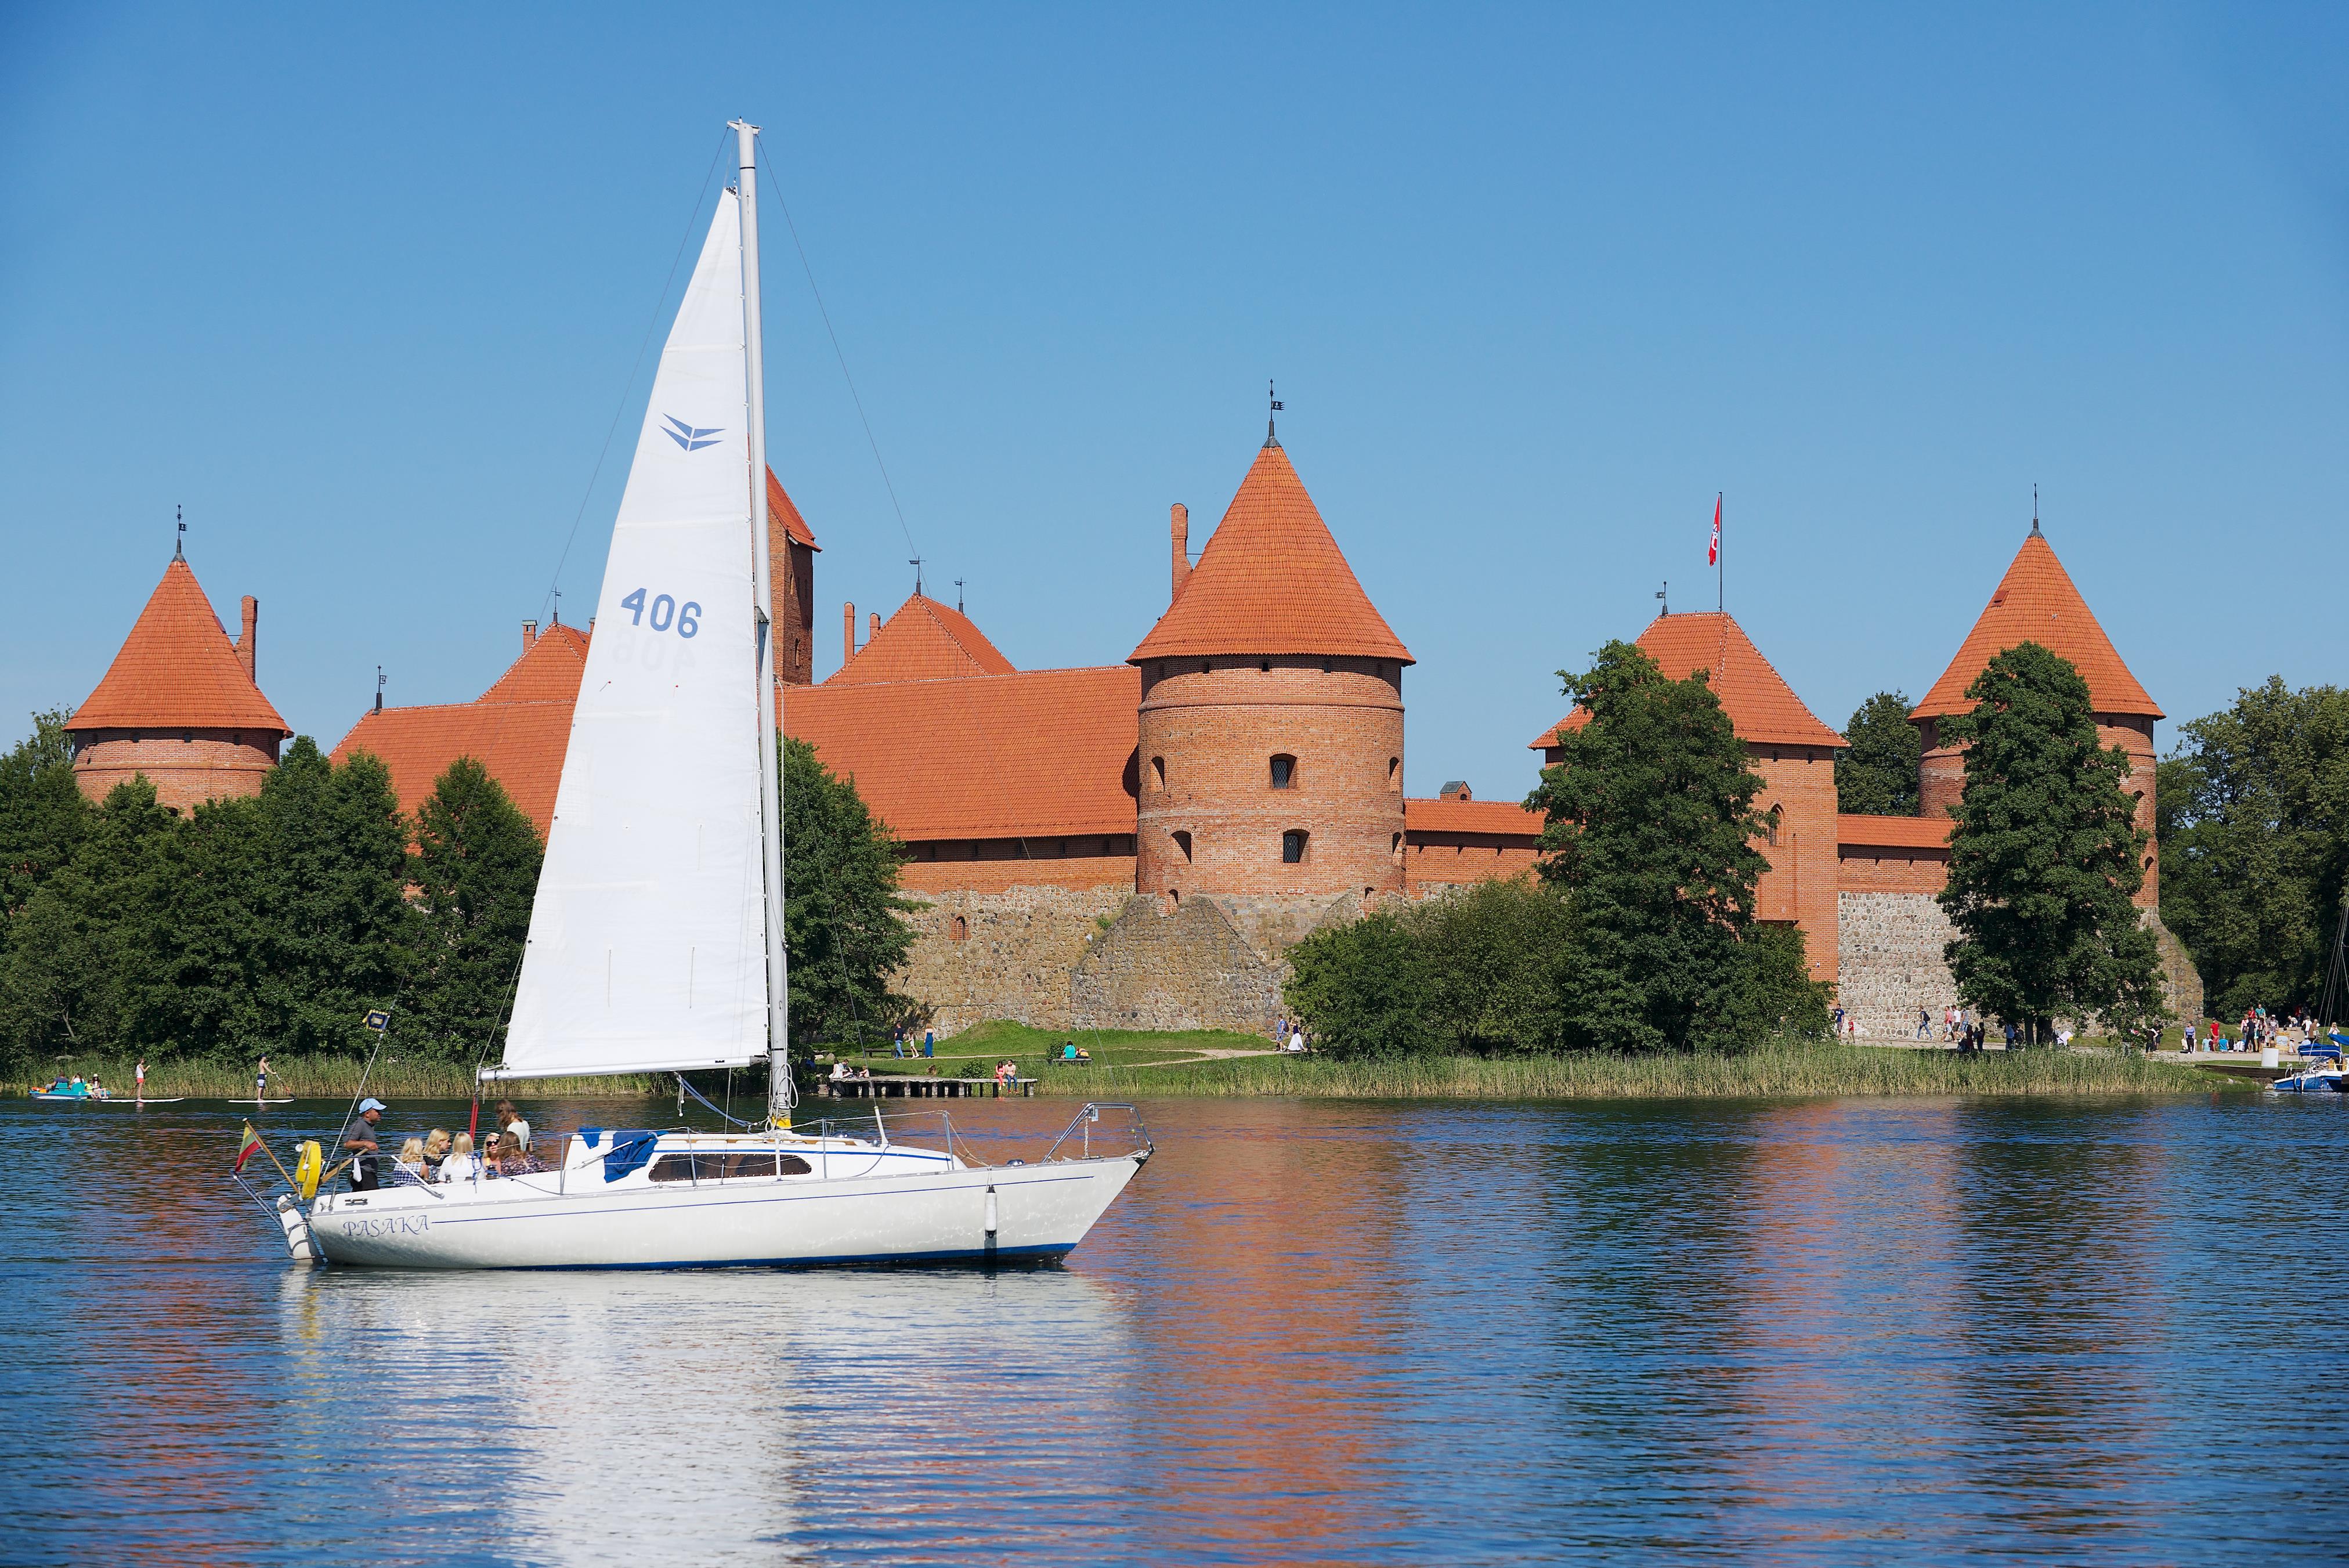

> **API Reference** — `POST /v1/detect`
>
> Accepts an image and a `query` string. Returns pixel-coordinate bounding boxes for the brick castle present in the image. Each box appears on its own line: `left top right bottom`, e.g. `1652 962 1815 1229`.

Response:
67 423 2199 1035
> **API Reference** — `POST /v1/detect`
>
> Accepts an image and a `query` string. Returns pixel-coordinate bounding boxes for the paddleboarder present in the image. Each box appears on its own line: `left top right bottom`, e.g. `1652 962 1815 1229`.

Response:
135 1059 146 1104
254 1055 270 1105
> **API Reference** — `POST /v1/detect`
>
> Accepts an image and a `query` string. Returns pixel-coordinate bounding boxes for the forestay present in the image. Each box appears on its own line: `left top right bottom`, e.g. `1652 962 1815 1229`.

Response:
499 190 769 1079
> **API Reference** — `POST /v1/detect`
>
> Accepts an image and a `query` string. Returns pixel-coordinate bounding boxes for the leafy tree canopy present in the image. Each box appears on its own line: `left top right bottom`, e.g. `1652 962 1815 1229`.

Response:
782 738 919 1047
1939 641 2163 1041
2158 676 2349 1018
1837 690 1921 815
407 757 543 1064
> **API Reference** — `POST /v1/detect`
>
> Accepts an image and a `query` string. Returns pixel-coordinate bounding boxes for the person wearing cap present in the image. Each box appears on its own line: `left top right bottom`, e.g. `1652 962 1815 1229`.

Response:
342 1099 388 1191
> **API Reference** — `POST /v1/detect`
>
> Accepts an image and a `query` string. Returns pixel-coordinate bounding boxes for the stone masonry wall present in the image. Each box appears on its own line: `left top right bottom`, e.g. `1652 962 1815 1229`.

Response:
1071 894 1291 1034
895 883 1130 1036
1836 891 1959 1039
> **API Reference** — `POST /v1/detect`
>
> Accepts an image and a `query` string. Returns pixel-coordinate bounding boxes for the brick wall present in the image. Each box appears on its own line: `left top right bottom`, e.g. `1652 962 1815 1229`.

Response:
1835 891 1959 1038
1751 746 1841 983
900 843 1136 894
71 729 280 811
1836 845 1951 895
777 539 816 685
1136 656 1405 899
1405 837 1543 887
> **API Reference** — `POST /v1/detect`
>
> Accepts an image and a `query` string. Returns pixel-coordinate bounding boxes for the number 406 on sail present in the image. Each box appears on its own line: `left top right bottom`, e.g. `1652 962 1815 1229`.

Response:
618 588 700 637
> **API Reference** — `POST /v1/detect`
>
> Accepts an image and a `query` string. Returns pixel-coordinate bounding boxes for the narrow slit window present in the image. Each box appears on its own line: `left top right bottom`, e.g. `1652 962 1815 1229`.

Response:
1282 830 1307 865
1172 830 1192 862
1151 756 1166 792
950 915 968 942
1270 754 1296 789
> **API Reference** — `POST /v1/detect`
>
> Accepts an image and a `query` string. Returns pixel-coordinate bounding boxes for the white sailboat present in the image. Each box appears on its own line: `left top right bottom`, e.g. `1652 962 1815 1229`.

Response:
271 121 1148 1269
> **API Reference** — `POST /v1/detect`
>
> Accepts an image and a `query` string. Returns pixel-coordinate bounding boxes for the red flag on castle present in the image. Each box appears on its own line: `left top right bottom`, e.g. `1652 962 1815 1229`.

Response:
1707 494 1721 566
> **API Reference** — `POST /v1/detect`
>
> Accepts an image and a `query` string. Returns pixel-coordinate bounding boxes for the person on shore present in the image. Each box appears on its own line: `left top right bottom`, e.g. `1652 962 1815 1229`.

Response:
495 1100 532 1152
342 1098 386 1191
923 1030 935 1058
439 1132 479 1184
1286 1027 1307 1054
830 1060 854 1083
891 1027 906 1060
2182 1021 2196 1054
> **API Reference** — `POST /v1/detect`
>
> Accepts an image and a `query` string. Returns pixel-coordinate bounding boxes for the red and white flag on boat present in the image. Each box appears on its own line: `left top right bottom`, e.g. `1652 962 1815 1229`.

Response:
1707 494 1721 566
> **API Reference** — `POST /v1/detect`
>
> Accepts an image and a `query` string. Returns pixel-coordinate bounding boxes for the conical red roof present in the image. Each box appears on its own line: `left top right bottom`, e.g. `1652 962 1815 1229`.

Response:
1910 532 2159 720
69 558 288 734
1130 442 1411 665
829 594 1016 685
1530 612 1844 751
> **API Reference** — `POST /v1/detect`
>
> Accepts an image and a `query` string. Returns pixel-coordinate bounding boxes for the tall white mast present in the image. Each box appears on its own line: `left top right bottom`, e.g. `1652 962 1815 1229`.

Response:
732 117 792 1120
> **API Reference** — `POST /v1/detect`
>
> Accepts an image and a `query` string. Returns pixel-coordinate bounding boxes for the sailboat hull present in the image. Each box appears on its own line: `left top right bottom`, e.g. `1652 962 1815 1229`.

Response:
301 1154 1144 1270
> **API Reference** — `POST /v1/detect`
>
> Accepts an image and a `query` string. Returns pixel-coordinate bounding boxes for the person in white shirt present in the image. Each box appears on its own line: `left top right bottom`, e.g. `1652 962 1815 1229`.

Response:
495 1099 532 1152
438 1132 481 1183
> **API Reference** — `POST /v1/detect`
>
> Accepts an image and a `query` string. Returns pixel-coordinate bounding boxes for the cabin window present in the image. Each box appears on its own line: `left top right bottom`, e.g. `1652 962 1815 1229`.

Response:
1151 756 1166 791
1172 830 1192 862
1282 830 1308 864
949 915 968 942
1270 754 1296 789
649 1151 814 1183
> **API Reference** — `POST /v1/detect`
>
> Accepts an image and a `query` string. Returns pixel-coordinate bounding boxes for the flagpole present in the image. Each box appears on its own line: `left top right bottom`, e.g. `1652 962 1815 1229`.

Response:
1716 492 1723 615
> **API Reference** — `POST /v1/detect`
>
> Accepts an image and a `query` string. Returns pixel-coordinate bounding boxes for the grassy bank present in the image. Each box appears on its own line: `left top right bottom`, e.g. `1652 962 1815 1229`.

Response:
17 1054 670 1100
1022 1040 2254 1100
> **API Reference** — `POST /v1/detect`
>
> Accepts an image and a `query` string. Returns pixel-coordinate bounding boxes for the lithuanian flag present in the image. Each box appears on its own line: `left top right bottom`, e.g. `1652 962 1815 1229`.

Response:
234 1122 265 1173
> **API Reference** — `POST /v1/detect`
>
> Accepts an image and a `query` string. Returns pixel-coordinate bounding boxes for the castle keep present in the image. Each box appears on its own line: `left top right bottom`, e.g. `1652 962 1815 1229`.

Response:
77 429 2194 1036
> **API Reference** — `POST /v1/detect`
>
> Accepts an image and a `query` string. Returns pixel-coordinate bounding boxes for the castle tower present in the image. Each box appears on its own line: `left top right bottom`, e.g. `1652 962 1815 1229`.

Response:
1910 523 2163 904
1129 425 1412 902
67 554 290 811
767 468 819 685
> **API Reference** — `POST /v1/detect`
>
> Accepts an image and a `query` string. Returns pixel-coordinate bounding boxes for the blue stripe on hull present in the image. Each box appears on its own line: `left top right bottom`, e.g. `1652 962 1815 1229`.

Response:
321 1243 1075 1272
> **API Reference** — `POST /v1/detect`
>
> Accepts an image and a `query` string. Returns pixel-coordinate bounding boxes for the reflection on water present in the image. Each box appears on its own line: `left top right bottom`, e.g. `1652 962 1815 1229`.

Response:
5 1091 2349 1563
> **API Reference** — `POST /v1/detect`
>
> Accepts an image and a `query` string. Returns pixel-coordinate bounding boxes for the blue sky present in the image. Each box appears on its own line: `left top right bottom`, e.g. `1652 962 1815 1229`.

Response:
3 5 2344 799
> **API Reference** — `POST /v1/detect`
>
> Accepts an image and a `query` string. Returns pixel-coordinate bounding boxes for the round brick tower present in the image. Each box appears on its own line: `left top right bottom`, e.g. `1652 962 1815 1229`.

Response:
1129 424 1412 902
66 552 288 812
1909 520 2164 905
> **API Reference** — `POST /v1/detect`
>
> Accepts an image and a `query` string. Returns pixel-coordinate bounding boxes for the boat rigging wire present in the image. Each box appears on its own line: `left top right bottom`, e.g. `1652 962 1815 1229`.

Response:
754 132 920 562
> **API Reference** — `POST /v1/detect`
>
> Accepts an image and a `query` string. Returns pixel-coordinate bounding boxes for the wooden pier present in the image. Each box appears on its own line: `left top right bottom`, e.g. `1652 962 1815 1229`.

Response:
816 1074 1034 1099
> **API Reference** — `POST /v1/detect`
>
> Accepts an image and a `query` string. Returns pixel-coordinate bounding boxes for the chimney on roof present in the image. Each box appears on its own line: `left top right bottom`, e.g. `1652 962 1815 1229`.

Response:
237 597 258 684
523 619 538 651
869 611 881 647
843 601 857 665
1170 503 1190 604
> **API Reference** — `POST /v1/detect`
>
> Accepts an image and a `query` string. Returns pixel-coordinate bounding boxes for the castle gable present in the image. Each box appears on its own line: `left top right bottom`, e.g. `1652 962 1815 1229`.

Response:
70 557 287 736
828 594 1016 685
1130 442 1411 665
1910 531 2158 721
1530 612 1843 752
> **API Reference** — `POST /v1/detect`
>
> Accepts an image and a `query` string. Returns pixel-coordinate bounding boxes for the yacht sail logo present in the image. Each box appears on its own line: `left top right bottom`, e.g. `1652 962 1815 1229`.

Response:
662 415 724 453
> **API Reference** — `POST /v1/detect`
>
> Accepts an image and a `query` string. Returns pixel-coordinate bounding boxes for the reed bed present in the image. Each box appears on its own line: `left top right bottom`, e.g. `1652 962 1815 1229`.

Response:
19 1054 669 1100
1034 1042 2247 1101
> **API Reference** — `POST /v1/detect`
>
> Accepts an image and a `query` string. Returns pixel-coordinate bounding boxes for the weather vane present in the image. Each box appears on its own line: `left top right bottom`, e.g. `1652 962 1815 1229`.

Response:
1656 580 1668 617
909 555 924 596
551 587 562 626
175 504 185 561
2031 483 2041 537
374 664 385 714
954 576 965 614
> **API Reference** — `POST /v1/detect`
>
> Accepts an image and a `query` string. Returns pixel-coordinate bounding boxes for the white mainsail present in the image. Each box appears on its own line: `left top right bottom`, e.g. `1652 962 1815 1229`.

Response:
498 190 769 1079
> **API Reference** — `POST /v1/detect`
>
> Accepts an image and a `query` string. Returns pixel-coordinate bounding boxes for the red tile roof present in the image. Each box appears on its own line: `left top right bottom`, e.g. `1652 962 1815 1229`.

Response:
328 624 591 834
1529 612 1844 751
827 595 1016 685
785 666 1141 841
1910 531 2158 720
69 558 289 735
1403 797 1545 837
768 468 818 550
1835 813 1953 851
1130 442 1412 665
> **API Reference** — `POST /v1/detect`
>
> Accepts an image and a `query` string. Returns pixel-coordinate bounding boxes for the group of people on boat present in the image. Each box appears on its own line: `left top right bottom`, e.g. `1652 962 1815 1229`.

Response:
339 1096 540 1191
42 1074 110 1099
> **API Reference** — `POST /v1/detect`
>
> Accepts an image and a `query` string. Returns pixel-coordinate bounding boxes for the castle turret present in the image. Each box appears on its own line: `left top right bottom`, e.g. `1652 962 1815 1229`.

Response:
765 468 819 685
67 555 290 811
1128 427 1412 901
1910 523 2163 904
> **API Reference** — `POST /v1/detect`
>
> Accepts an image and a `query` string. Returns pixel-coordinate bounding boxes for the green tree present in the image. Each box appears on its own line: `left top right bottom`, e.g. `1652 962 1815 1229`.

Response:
407 757 543 1063
1412 877 1574 1053
1283 910 1436 1058
783 738 917 1046
1837 691 1921 815
1526 640 1782 1050
245 739 415 1054
2157 677 2349 1018
0 710 92 968
1939 642 2164 1042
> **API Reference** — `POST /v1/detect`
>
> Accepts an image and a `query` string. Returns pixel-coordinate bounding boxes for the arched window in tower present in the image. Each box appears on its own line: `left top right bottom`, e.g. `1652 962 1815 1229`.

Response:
1282 830 1308 864
1172 830 1192 862
1270 754 1296 790
1765 806 1782 847
1387 757 1400 790
949 915 968 942
1390 831 1403 862
1151 756 1166 792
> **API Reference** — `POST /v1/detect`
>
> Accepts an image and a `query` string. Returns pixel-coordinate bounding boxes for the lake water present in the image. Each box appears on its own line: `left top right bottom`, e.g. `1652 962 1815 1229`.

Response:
4 1089 2346 1564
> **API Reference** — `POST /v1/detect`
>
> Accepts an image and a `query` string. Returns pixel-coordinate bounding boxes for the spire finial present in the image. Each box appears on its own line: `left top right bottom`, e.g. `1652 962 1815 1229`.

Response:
551 587 561 626
374 664 385 714
1265 380 1283 449
174 504 184 561
1656 580 1668 618
954 576 965 614
909 556 924 597
2030 484 2041 538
